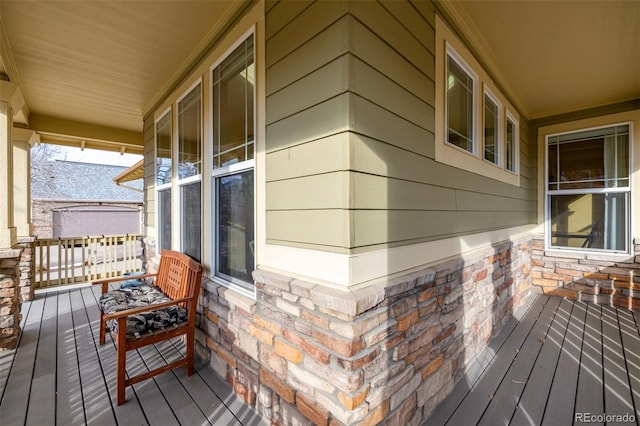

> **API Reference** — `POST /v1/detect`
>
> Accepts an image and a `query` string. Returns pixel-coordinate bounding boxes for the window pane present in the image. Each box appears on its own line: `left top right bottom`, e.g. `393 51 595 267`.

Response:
181 181 201 261
213 35 254 169
484 94 498 164
446 55 473 152
216 170 254 284
550 193 627 251
156 112 172 186
547 125 630 190
506 118 516 172
158 188 172 251
178 84 202 179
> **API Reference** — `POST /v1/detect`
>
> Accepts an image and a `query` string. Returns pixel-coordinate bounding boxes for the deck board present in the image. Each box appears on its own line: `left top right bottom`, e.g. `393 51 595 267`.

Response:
619 309 640 421
55 290 86 426
541 298 587 426
0 295 44 426
602 305 635 418
477 296 561 425
510 298 572 426
26 293 58 426
574 303 605 422
0 286 265 426
428 296 640 426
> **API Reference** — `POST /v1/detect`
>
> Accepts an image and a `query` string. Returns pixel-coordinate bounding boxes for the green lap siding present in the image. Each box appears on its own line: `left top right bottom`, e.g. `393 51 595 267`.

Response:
265 0 533 253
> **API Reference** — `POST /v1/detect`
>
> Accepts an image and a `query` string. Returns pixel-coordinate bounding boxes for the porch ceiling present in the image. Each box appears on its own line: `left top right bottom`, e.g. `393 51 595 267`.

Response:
439 0 640 119
0 1 637 153
0 0 244 153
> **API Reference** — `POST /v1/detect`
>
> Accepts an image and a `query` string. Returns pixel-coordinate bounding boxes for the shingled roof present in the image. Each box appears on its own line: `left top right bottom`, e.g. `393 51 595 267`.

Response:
31 160 143 202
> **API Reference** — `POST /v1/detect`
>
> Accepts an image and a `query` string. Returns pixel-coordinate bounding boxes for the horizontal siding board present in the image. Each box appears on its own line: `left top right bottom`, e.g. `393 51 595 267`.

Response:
353 173 456 211
266 209 350 248
380 0 435 55
410 0 436 29
265 133 349 181
266 18 348 96
350 17 434 106
455 190 531 212
266 172 346 210
352 57 434 133
353 210 528 247
266 0 314 40
349 0 435 81
266 93 350 152
353 96 435 158
266 1 348 68
266 55 348 124
352 134 529 200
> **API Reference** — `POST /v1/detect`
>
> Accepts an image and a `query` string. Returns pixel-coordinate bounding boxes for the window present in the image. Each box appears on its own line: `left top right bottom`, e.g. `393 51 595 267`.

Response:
546 124 630 252
156 111 172 251
212 34 255 287
506 113 518 173
178 83 202 261
483 89 501 165
446 52 475 153
435 15 519 186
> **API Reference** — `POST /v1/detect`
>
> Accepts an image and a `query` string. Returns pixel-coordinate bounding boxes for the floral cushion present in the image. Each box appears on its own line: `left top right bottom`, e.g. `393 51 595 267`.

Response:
99 285 187 337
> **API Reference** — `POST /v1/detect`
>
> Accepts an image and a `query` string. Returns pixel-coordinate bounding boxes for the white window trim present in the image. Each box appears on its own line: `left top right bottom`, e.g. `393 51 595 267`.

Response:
542 119 635 256
505 110 519 174
435 14 520 186
209 30 257 293
483 85 502 167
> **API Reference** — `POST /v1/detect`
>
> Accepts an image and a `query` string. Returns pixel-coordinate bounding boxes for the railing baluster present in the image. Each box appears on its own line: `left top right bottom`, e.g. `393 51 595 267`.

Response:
33 234 143 289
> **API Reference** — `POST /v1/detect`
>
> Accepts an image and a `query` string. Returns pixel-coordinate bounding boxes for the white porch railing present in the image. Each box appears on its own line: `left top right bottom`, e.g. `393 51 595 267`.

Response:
34 234 143 289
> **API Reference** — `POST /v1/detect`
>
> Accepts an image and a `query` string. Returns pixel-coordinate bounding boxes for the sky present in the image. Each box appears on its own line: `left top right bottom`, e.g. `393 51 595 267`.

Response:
48 145 142 167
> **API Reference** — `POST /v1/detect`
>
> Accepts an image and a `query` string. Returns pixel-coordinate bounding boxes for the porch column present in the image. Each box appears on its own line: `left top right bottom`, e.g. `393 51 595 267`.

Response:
0 80 23 249
12 128 36 237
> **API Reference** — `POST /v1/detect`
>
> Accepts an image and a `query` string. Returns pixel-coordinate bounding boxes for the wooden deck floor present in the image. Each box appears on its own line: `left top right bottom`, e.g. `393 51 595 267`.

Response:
428 295 640 426
0 285 266 426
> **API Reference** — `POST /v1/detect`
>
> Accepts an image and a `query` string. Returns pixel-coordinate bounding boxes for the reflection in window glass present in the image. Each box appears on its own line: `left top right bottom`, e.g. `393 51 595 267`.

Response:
158 188 172 251
216 170 254 284
446 55 474 153
178 84 202 179
547 124 630 252
550 193 627 251
181 181 201 261
484 94 498 164
156 112 172 186
547 125 629 190
213 35 254 169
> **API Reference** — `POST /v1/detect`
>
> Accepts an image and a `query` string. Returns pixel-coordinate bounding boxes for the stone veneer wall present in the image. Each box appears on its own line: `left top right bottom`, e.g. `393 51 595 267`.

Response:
16 237 35 302
197 237 531 425
0 248 23 350
531 235 640 309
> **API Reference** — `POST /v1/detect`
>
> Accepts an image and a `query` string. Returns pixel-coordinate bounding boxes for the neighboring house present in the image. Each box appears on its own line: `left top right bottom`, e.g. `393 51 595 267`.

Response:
31 160 143 238
0 1 638 425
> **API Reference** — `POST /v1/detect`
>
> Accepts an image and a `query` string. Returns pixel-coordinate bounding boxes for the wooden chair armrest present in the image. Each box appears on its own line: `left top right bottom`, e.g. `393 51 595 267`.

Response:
92 273 158 293
103 296 193 321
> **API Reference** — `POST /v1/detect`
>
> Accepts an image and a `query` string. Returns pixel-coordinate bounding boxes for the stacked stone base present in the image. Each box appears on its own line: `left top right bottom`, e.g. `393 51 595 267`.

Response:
0 248 23 350
531 236 640 310
197 237 532 425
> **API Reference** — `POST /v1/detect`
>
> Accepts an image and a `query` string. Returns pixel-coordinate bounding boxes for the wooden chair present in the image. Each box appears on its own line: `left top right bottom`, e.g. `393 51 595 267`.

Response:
93 250 203 405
